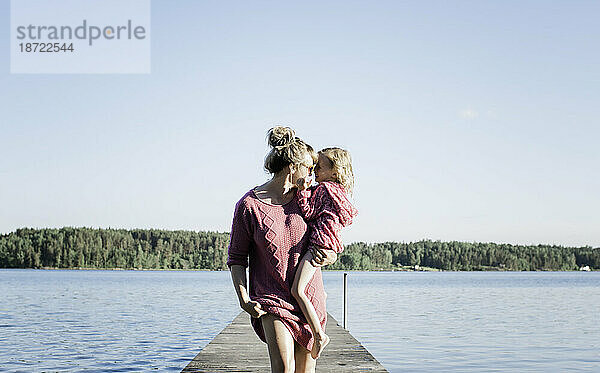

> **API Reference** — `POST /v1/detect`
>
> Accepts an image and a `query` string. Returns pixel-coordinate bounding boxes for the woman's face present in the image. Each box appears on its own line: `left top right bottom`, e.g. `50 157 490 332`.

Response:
291 152 314 187
315 153 335 183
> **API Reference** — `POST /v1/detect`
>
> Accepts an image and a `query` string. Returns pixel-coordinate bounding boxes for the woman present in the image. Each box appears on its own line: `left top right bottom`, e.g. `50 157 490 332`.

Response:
227 126 337 373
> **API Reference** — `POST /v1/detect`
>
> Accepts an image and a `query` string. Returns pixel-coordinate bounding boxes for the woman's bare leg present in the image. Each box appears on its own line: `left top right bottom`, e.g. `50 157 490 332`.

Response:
294 341 316 373
261 314 295 373
291 251 330 359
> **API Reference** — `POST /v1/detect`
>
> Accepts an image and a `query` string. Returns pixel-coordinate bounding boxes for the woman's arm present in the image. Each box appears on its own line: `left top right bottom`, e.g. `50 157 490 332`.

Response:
230 264 266 318
227 199 265 318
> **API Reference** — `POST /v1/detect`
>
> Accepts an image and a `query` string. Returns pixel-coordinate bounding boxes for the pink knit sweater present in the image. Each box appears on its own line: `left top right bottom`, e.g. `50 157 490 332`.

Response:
227 189 327 351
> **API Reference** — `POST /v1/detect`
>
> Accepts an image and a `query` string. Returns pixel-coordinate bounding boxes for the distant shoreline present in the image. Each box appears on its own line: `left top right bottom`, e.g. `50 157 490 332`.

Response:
2 227 598 272
1 266 594 272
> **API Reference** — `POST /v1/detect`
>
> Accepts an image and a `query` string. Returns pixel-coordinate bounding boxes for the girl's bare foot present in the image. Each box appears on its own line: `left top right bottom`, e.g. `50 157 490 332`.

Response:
311 333 330 359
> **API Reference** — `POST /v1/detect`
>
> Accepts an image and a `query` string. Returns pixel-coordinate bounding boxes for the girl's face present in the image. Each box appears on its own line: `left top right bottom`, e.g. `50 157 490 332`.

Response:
315 153 336 183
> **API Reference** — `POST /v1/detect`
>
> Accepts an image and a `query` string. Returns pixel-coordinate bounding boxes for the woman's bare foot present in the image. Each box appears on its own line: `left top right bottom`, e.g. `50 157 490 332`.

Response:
311 333 330 359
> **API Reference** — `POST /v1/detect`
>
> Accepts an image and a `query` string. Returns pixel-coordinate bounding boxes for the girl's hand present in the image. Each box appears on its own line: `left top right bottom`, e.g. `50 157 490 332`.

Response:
310 246 337 267
242 300 267 318
296 175 314 191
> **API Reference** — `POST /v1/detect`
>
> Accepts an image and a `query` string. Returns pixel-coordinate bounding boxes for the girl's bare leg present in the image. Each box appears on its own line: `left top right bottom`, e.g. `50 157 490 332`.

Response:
294 340 316 373
291 251 330 359
261 314 296 373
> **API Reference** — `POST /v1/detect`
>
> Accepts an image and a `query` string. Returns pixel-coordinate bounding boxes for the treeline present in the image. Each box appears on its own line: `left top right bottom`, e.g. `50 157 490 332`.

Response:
0 227 229 270
0 227 598 271
330 241 599 271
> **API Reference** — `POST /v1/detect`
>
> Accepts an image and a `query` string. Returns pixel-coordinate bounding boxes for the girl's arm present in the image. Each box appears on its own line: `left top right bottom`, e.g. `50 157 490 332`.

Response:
307 182 357 254
297 187 319 221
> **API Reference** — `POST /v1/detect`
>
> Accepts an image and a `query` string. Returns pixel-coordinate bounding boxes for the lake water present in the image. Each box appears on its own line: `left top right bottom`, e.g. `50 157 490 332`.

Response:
1 270 599 372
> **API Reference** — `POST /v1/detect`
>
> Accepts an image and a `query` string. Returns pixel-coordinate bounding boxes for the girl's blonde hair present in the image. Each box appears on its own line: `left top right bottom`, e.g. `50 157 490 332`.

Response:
264 126 317 174
320 147 354 194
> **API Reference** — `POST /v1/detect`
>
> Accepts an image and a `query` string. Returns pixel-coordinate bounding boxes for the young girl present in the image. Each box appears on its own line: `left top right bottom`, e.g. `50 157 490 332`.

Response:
291 147 358 359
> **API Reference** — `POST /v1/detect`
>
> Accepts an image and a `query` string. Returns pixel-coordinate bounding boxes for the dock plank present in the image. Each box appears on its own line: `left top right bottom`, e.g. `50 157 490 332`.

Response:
182 312 388 372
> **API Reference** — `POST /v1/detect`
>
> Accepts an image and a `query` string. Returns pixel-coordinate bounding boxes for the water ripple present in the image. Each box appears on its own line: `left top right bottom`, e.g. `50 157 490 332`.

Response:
2 270 599 372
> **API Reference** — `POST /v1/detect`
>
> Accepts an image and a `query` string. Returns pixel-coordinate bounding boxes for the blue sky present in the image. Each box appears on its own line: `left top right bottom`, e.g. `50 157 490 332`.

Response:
1 0 599 247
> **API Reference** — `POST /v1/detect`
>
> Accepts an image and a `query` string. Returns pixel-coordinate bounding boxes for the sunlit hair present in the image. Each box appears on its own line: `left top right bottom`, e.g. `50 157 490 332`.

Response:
319 147 354 194
264 126 316 174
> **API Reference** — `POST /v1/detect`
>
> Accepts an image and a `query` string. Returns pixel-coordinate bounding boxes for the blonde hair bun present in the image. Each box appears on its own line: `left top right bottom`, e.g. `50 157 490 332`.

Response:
268 126 296 149
264 126 316 174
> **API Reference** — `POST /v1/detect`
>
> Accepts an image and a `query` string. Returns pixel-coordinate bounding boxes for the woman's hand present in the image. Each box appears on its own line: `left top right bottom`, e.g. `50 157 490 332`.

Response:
241 300 267 319
310 246 338 267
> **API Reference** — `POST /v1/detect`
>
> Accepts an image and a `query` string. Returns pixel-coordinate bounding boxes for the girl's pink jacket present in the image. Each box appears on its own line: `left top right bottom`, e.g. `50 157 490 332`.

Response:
297 181 358 253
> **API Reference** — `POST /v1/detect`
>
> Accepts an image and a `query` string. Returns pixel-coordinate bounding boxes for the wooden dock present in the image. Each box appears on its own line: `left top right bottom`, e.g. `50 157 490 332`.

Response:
182 312 388 372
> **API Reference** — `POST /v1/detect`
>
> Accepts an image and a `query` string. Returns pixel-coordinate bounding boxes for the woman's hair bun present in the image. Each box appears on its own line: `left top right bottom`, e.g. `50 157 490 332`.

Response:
264 126 313 174
267 126 296 149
